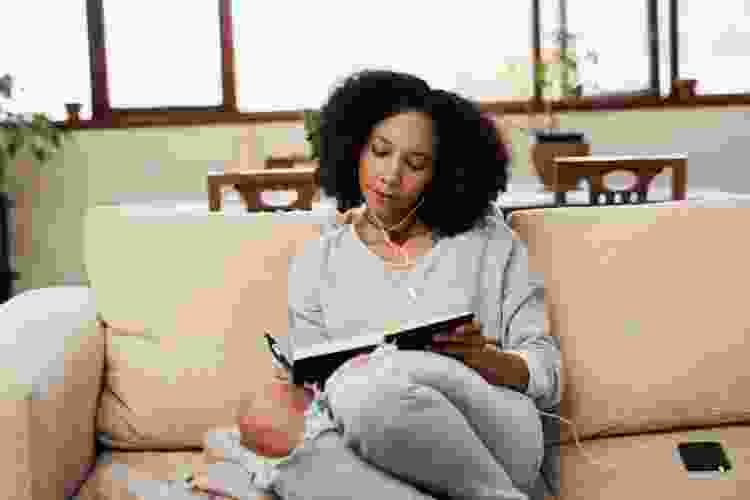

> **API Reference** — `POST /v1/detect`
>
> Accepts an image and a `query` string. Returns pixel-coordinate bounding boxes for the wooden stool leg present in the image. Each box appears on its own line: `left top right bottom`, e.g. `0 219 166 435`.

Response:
672 162 687 200
208 181 222 212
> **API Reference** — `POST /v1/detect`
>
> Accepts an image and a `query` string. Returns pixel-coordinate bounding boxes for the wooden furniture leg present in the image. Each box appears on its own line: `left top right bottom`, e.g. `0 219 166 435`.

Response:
207 177 223 212
672 159 688 201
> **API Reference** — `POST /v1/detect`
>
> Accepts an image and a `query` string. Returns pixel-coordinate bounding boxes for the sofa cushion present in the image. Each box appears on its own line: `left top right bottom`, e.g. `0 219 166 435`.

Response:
552 423 747 499
83 205 338 450
508 200 750 446
74 449 273 500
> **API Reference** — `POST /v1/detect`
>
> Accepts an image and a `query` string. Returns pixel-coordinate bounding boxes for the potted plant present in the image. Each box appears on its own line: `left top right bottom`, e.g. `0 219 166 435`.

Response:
0 73 72 302
0 73 73 193
528 29 600 190
302 109 322 161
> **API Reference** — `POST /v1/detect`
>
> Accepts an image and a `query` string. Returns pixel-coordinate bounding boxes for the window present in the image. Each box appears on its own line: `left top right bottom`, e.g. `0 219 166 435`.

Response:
678 0 750 95
655 0 673 97
540 0 653 98
55 0 750 129
0 1 91 122
102 0 223 108
232 1 532 113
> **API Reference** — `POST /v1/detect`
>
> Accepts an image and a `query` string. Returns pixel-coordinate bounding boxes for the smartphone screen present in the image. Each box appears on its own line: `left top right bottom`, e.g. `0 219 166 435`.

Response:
677 441 732 472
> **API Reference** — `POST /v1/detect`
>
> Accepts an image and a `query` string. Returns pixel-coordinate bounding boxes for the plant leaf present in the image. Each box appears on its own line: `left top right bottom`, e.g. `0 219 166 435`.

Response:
560 56 577 70
7 128 24 159
29 113 51 134
0 73 13 99
32 145 48 164
535 63 550 89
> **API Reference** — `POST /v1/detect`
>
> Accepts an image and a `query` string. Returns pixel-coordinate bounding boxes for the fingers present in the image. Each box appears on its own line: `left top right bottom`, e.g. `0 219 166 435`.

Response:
273 364 290 381
432 320 485 345
433 335 485 346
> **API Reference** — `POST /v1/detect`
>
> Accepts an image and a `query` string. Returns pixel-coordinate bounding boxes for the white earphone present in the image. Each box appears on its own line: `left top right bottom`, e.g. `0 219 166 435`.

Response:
365 193 427 300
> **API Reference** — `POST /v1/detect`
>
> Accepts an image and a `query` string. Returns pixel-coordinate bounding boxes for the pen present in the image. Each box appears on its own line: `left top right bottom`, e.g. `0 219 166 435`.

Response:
264 331 293 372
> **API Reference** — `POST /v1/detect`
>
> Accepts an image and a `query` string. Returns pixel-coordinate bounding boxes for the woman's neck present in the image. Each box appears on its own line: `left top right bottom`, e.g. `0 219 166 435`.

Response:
362 208 430 247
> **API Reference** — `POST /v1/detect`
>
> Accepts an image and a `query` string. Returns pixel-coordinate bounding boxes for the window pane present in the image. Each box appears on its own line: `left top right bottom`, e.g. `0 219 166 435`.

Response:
679 0 750 94
541 0 651 98
103 0 223 108
0 1 91 122
233 1 532 112
656 0 673 97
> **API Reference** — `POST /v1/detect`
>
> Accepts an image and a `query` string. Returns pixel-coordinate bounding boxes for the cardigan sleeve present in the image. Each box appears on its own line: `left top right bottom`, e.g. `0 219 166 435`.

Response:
284 229 341 366
282 207 366 368
498 230 562 411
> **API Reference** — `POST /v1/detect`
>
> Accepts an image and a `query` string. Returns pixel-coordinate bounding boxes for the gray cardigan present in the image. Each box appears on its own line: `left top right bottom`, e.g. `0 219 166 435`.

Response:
283 205 561 412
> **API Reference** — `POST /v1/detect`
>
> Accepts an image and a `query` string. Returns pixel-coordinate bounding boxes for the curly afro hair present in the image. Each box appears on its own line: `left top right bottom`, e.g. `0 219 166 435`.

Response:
316 69 511 240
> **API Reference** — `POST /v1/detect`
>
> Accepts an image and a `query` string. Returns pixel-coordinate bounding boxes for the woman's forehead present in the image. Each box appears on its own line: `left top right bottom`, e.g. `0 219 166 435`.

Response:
371 112 434 153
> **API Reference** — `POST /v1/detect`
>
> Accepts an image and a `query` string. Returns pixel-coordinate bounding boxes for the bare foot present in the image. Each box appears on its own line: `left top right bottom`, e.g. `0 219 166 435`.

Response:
236 381 308 458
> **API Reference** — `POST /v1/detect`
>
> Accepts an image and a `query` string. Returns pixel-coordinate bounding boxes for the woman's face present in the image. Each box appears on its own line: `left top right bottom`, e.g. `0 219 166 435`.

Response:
358 111 435 228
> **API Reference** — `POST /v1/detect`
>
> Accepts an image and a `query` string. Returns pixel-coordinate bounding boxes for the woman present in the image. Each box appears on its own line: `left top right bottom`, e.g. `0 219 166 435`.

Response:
197 69 562 500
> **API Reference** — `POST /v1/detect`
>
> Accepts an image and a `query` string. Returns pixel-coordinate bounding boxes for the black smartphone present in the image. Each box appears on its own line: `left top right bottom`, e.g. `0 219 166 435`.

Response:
677 441 732 473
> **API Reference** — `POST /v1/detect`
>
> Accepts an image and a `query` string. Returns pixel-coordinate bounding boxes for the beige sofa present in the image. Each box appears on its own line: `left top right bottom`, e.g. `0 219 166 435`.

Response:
3 197 750 500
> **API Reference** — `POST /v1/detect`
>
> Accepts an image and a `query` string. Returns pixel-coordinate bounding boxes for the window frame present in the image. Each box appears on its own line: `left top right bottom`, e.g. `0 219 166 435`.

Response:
67 0 750 131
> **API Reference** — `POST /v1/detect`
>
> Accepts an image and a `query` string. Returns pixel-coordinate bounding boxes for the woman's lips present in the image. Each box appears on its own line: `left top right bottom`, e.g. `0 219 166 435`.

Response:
371 189 395 203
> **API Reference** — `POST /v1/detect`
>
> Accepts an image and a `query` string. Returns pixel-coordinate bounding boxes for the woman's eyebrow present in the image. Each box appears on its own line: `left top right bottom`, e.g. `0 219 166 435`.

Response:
374 135 432 159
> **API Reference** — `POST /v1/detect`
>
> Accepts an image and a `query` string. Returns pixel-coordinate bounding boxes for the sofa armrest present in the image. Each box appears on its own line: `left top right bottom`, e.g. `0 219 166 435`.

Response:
0 286 104 500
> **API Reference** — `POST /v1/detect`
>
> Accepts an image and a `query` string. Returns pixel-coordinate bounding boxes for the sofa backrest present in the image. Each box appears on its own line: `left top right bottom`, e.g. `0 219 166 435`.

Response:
83 205 338 450
507 200 750 445
84 198 750 451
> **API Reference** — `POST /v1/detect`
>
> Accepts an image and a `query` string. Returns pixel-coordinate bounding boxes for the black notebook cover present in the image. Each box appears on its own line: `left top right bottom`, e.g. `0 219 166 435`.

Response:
267 312 475 389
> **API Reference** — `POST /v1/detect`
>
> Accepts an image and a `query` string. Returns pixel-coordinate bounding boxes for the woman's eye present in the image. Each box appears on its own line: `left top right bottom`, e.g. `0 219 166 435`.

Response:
372 148 423 170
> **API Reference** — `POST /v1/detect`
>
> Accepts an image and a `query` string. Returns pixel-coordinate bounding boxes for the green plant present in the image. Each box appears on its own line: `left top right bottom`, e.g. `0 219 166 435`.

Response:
0 73 73 192
532 28 600 132
302 109 322 161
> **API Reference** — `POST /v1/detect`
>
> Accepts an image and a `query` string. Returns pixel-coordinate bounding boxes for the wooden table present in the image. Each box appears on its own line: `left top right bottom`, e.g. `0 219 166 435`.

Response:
264 153 311 170
207 167 319 212
551 154 688 206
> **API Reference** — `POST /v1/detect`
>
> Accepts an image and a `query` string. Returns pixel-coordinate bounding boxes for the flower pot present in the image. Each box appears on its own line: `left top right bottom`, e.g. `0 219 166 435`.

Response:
65 102 82 126
672 79 698 100
530 130 590 191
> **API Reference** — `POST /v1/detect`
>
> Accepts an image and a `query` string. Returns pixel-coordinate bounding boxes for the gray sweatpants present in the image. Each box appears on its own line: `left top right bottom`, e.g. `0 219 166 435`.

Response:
272 349 545 500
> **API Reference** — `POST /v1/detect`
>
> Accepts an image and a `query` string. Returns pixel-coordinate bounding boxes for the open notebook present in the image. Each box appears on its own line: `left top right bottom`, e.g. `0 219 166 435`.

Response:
266 312 475 389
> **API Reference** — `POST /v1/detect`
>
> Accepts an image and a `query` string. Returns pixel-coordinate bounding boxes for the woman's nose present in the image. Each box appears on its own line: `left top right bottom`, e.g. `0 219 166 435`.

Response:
378 160 405 185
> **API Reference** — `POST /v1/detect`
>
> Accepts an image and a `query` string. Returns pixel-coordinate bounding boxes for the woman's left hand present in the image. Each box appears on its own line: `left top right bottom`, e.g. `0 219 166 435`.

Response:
429 319 498 373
